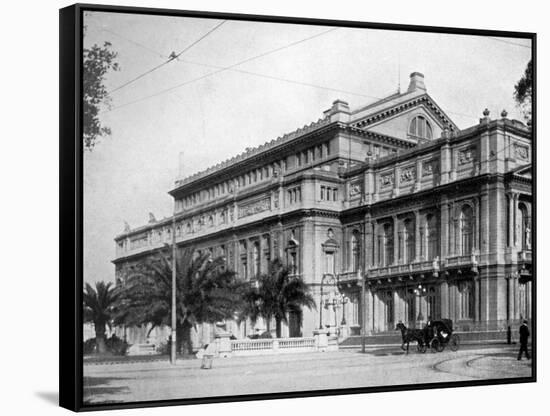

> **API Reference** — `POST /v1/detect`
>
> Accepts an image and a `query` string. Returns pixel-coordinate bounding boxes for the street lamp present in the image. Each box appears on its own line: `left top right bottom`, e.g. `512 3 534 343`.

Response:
319 274 336 330
323 289 348 336
170 216 177 364
414 283 427 324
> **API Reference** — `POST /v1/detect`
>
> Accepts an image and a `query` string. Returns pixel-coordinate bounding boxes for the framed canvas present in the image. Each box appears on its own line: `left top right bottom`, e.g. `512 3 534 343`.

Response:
59 3 536 411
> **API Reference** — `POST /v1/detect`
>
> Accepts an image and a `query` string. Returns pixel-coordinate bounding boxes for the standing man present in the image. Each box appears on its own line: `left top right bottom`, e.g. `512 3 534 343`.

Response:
517 320 531 360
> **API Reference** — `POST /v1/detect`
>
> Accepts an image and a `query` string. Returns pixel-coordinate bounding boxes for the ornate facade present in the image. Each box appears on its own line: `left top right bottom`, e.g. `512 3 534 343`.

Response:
113 72 533 342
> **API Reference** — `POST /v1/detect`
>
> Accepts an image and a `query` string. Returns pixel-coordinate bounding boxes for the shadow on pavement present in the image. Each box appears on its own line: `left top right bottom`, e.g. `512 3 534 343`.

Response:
35 391 58 406
83 376 131 404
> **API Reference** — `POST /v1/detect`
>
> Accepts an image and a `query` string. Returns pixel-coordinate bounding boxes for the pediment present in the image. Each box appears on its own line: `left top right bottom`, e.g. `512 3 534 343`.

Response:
351 93 458 134
511 164 532 180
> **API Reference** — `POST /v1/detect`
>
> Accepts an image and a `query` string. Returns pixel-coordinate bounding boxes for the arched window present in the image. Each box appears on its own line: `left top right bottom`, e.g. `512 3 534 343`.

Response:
351 230 361 271
460 205 474 255
409 115 433 140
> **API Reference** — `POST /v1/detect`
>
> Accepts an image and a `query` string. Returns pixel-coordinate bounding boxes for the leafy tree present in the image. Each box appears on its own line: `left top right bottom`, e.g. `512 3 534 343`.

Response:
240 259 316 338
83 41 119 149
514 60 532 123
83 281 120 354
114 248 245 355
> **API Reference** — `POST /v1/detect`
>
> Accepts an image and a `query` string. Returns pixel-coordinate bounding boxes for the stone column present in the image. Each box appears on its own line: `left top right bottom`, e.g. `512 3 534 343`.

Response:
506 274 514 321
365 286 374 334
373 222 379 267
513 193 519 247
393 215 399 264
440 143 451 185
440 200 449 259
414 158 422 192
414 210 421 261
440 279 449 318
364 219 373 268
373 291 381 332
393 165 400 198
512 274 519 320
507 194 514 247
393 289 400 326
474 277 480 322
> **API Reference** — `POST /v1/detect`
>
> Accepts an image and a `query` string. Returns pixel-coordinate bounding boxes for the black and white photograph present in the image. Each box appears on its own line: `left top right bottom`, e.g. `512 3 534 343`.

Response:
61 2 535 411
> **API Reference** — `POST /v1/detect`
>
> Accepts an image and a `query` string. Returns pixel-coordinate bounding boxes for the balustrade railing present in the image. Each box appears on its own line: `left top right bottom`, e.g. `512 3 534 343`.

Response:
278 338 315 349
231 339 273 352
230 337 317 355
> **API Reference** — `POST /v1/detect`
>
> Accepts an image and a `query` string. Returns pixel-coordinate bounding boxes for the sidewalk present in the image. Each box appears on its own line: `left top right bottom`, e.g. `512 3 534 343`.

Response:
83 345 532 405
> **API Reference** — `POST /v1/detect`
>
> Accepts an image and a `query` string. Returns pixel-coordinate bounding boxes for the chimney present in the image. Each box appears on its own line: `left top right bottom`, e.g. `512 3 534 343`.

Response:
324 99 351 122
407 72 426 93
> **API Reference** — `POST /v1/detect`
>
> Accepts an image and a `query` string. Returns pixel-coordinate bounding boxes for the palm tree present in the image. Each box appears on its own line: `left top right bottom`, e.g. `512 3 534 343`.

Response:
115 247 245 355
83 281 119 354
240 258 316 338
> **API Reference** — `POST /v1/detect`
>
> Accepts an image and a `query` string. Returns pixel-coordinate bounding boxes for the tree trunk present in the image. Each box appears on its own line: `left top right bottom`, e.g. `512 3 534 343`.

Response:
94 324 107 354
177 321 194 356
275 318 282 339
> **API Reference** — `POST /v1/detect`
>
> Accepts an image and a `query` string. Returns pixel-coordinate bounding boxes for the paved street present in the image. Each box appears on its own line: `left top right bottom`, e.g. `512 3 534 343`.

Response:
83 345 532 404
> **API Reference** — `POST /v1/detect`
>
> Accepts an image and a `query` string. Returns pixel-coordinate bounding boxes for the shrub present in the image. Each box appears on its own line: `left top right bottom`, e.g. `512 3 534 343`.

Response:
105 334 129 356
83 338 96 355
156 341 170 355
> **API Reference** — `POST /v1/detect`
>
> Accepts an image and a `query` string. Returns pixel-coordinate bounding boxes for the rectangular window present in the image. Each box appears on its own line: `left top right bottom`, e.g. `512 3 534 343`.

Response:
321 186 325 200
304 151 309 164
333 188 338 201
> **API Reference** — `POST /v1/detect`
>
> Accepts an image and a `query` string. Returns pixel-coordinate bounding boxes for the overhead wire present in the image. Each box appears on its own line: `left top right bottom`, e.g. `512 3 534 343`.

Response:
102 27 339 113
107 20 227 94
98 27 523 122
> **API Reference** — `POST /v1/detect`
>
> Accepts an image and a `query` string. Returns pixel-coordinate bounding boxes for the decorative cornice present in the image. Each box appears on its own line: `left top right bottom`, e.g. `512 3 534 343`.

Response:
171 116 333 192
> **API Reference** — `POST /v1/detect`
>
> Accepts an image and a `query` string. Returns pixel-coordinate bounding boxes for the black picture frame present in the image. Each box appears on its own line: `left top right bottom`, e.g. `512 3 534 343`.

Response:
60 3 536 412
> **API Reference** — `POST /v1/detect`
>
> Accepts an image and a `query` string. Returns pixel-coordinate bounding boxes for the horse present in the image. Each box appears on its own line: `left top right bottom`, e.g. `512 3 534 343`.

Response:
395 322 426 354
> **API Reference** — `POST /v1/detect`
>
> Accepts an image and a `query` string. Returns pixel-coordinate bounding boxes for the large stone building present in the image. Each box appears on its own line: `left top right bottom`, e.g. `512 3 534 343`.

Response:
113 72 533 344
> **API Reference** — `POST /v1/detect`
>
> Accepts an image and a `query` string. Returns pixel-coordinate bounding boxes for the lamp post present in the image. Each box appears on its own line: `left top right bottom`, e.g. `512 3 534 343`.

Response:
414 283 427 325
170 216 177 365
319 274 336 330
359 267 367 353
323 286 347 337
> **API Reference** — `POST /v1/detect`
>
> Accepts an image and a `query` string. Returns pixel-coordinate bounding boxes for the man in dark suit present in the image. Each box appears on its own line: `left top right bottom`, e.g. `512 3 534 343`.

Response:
517 320 530 360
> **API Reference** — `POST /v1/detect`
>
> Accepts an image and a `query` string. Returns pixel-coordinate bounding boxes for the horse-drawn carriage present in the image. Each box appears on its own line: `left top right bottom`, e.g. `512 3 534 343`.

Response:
395 319 460 353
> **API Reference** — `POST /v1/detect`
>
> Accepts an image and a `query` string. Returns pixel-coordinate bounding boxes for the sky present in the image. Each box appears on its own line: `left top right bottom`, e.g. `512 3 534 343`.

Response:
82 10 532 284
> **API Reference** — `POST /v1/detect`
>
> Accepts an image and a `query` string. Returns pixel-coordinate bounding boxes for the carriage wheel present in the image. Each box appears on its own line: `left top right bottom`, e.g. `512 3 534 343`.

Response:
430 338 443 353
417 342 427 353
449 334 460 351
